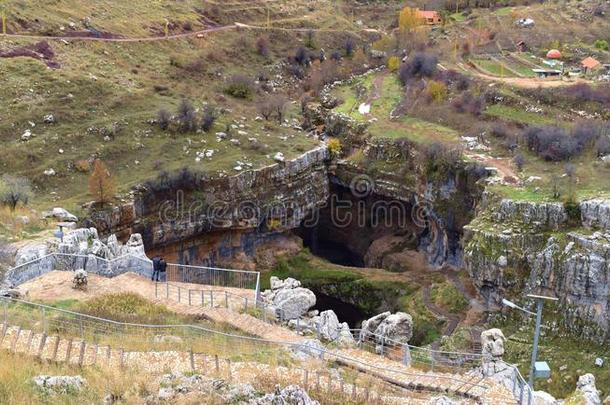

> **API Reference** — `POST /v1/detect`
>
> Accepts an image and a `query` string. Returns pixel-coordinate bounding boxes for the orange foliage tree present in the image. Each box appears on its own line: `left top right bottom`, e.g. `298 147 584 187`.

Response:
88 160 116 207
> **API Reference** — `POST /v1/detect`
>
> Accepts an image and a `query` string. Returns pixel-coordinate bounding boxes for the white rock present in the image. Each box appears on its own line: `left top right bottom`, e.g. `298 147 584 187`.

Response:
44 168 56 176
274 152 285 163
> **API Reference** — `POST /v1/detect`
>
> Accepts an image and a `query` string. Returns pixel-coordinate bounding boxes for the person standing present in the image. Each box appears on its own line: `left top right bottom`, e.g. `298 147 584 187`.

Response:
158 257 167 282
152 255 161 282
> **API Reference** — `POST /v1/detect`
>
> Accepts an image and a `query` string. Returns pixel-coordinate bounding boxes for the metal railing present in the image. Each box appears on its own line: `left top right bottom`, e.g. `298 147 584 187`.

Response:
5 253 261 302
0 297 490 399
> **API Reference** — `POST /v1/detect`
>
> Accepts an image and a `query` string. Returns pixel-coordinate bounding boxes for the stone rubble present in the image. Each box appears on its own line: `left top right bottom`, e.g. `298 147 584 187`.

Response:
33 375 86 394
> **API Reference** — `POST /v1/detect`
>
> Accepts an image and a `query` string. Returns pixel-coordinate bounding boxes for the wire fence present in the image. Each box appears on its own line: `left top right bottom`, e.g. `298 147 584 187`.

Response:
0 297 494 401
5 253 261 302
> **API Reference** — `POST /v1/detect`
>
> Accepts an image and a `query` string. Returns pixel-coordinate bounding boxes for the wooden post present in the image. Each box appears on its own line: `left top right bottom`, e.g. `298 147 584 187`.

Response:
107 346 112 365
78 341 86 367
92 344 98 366
365 386 370 401
352 383 357 399
25 329 34 353
166 283 169 299
0 322 8 346
37 333 47 359
66 339 73 363
214 354 219 373
316 372 320 391
119 348 125 369
327 374 332 394
188 290 192 306
201 290 205 307
303 370 309 390
10 326 21 353
51 336 60 361
340 380 344 394
189 348 195 372
225 292 228 308
227 359 232 381
210 291 214 307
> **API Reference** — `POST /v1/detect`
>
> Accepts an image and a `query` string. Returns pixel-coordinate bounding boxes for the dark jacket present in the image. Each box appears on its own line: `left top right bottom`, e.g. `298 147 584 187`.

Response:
159 259 167 273
152 256 161 272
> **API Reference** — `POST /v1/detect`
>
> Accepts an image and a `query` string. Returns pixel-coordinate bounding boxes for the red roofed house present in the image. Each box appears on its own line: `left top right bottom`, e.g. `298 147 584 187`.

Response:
417 10 443 25
581 56 601 74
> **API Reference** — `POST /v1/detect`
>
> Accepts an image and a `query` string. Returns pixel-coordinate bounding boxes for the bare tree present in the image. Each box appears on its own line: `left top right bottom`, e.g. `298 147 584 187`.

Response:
0 175 33 211
258 97 274 121
272 95 289 124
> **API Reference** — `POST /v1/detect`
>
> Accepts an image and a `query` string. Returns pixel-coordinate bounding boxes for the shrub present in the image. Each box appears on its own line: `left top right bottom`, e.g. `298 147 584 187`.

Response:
594 39 609 51
200 106 217 132
157 108 171 131
513 153 525 171
388 56 400 72
305 30 316 49
224 75 253 99
0 175 33 211
523 122 607 161
256 36 270 56
451 92 484 116
74 160 91 173
177 99 197 132
422 142 463 178
399 53 438 84
327 138 342 158
426 80 447 103
294 47 310 66
596 136 610 156
344 38 355 57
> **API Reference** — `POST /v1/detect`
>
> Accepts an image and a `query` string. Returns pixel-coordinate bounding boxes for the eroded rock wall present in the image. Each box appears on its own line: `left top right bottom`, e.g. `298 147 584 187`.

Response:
465 193 610 341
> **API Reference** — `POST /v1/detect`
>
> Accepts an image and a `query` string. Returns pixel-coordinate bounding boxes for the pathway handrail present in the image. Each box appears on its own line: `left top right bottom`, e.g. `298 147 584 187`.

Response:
0 296 490 393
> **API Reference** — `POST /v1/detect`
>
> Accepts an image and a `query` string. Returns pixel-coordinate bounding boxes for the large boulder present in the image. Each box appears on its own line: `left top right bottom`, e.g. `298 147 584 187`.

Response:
360 311 413 346
480 328 511 377
575 374 601 405
481 328 505 358
273 287 316 320
291 339 325 361
43 207 78 222
533 391 559 405
311 310 341 341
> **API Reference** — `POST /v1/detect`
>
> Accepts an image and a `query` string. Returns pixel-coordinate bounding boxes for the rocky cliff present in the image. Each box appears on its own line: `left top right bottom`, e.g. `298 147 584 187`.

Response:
87 146 329 267
465 193 610 342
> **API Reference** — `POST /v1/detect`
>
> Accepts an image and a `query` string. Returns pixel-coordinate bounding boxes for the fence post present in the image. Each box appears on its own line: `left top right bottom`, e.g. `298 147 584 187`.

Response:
210 291 214 307
41 307 47 334
189 348 195 372
155 282 158 298
166 283 169 299
79 317 84 340
214 354 219 373
188 290 192 306
225 292 229 308
402 344 411 366
303 370 309 390
178 287 181 303
2 299 7 325
245 297 248 311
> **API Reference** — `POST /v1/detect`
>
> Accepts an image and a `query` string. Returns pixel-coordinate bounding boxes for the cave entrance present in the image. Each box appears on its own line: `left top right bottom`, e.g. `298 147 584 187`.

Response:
312 291 367 329
298 225 364 267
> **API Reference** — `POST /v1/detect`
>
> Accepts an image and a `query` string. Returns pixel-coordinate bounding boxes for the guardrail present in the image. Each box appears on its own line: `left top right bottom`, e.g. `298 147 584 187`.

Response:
0 296 490 400
6 253 261 302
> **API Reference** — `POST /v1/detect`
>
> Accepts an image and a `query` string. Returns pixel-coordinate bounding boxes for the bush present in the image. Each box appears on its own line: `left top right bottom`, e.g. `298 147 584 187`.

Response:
594 39 609 51
224 75 253 99
157 108 171 131
344 38 355 57
177 99 197 133
74 160 91 173
387 56 400 72
596 136 610 156
327 138 342 158
523 123 606 161
256 36 270 57
0 175 33 211
451 92 484 116
513 153 525 171
426 80 447 103
294 47 310 66
422 142 463 178
200 106 217 132
399 53 438 84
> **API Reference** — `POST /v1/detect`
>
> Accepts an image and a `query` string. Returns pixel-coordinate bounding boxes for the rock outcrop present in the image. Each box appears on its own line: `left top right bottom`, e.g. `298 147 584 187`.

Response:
359 311 413 353
33 375 86 394
6 228 150 286
261 277 316 320
575 374 601 405
480 328 507 377
465 193 610 342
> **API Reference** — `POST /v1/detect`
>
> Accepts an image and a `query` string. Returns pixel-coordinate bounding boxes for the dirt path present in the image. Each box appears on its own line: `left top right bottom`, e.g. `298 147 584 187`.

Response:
465 152 520 184
0 25 236 43
364 73 387 106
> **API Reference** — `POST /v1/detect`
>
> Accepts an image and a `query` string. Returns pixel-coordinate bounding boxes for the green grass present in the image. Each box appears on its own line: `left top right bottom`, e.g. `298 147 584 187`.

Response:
430 281 469 314
332 73 459 144
499 315 610 399
485 104 555 126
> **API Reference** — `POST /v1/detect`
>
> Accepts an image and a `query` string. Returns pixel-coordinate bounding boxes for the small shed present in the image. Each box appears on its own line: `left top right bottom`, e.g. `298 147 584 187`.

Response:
417 10 443 25
581 56 601 74
532 68 562 78
516 40 528 52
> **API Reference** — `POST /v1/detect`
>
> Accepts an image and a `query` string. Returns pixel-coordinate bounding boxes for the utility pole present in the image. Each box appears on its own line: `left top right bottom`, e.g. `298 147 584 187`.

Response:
526 294 557 389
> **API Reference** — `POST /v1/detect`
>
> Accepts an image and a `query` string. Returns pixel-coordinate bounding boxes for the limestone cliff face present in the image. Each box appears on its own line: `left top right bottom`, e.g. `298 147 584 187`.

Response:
88 147 329 266
464 193 610 341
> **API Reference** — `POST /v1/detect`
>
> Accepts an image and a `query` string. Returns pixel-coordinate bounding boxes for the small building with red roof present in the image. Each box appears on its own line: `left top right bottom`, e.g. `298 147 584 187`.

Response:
581 56 601 74
546 49 562 59
417 10 442 25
